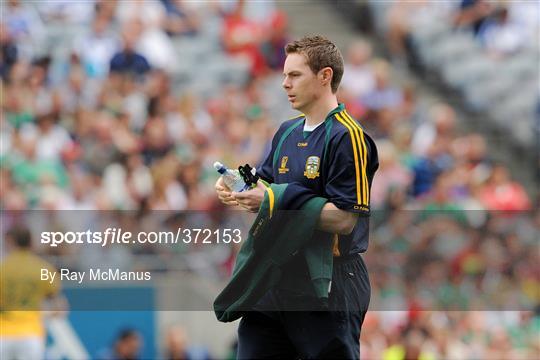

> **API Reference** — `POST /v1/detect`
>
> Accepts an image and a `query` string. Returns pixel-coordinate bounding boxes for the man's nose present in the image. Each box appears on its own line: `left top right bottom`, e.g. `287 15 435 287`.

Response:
282 78 290 89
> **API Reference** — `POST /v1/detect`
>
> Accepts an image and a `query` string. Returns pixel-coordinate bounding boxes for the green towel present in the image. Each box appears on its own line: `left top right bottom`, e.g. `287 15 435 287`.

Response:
214 183 333 322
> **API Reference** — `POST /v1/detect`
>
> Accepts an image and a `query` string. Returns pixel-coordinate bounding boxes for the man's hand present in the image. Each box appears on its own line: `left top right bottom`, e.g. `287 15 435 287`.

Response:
232 180 267 213
215 176 238 206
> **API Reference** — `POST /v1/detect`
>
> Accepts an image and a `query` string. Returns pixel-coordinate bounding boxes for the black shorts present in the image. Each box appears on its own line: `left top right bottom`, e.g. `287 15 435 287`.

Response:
237 254 370 359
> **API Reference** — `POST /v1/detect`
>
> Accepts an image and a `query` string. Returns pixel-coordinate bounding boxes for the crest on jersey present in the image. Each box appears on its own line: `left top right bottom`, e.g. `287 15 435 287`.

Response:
304 156 320 179
278 156 289 174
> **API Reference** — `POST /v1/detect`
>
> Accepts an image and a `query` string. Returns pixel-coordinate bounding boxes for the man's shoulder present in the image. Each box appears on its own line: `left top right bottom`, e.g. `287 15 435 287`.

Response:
274 115 305 137
280 114 305 128
327 112 378 161
328 112 374 141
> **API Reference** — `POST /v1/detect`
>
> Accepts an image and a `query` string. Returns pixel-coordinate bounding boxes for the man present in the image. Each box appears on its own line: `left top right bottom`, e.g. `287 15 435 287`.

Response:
0 224 66 360
215 35 378 359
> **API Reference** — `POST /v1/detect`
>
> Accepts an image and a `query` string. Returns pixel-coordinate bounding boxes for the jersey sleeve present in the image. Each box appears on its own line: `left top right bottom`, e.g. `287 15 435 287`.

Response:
325 131 377 215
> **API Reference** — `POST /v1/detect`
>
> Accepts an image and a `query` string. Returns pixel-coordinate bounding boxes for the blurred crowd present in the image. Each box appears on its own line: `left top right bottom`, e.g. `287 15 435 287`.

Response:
373 0 539 150
361 310 539 360
1 0 533 212
339 38 532 212
384 0 538 62
1 0 538 359
1 0 285 211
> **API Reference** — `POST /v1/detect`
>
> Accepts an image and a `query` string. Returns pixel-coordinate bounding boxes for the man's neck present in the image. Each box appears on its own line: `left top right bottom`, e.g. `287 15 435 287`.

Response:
303 96 339 127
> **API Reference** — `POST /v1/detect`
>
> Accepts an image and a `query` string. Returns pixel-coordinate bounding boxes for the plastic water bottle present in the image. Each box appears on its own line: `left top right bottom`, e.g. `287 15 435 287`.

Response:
214 161 249 192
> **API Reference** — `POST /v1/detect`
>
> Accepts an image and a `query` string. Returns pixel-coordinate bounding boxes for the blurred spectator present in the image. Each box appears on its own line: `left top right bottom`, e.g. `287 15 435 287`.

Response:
19 113 73 162
94 0 118 23
161 0 200 37
386 0 453 63
141 116 174 166
421 171 466 220
361 60 402 111
1 224 67 360
217 0 277 24
116 0 178 73
507 1 540 49
395 84 422 127
73 14 119 79
411 103 456 157
165 92 212 146
147 155 187 210
110 20 151 77
370 140 412 208
64 171 97 210
259 11 289 71
410 147 453 198
97 328 143 360
222 0 267 76
2 0 45 60
8 135 69 205
341 39 375 99
164 326 191 360
454 0 493 35
478 164 531 211
164 326 213 360
382 328 436 360
4 56 60 127
102 153 153 210
38 0 95 25
0 22 18 80
55 53 100 114
478 6 527 58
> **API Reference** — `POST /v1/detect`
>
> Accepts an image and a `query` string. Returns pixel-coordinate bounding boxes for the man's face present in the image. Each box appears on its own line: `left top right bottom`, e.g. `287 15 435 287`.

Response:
282 53 321 112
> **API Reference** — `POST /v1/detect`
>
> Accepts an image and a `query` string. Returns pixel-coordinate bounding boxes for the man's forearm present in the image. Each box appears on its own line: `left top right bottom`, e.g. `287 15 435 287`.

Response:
317 202 358 235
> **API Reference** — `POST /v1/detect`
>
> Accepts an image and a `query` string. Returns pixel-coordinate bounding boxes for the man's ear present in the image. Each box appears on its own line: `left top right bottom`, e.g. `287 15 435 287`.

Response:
319 67 333 87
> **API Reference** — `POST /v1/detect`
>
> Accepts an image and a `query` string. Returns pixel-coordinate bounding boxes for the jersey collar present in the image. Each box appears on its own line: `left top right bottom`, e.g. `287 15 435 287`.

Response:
325 103 345 121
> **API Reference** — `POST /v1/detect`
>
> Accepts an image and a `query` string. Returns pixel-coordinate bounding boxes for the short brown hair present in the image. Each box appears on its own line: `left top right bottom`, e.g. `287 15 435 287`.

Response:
285 35 344 93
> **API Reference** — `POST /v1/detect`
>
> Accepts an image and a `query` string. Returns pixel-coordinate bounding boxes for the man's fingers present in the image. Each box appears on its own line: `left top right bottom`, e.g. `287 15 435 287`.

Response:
231 191 241 198
218 193 236 203
216 186 239 206
232 191 251 200
219 196 238 206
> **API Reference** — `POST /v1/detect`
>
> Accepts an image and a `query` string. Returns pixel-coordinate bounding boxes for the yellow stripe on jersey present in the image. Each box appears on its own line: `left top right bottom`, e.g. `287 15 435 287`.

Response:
335 112 362 205
344 111 370 204
338 111 367 205
266 185 275 218
288 113 305 121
